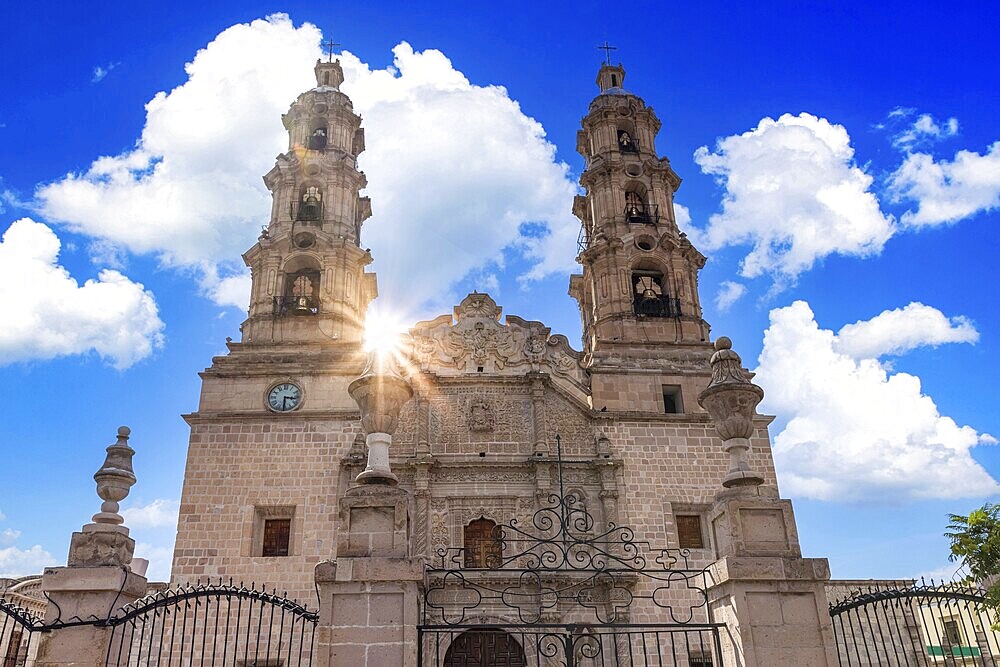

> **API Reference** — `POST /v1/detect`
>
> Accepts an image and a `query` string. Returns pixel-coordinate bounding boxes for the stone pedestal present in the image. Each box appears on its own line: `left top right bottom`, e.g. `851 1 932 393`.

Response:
707 491 839 667
315 484 423 667
34 529 148 667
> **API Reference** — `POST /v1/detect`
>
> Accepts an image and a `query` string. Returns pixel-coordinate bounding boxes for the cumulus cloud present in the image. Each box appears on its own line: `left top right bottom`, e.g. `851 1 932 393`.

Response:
693 113 895 284
756 300 998 501
120 499 180 581
133 543 175 582
339 42 578 311
835 302 978 359
714 280 746 312
888 141 1000 227
0 218 164 368
121 498 180 530
36 15 579 315
0 512 55 577
37 16 319 284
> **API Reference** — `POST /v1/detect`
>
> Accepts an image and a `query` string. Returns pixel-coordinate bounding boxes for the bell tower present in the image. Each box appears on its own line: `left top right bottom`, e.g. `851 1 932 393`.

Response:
241 58 376 345
569 61 711 361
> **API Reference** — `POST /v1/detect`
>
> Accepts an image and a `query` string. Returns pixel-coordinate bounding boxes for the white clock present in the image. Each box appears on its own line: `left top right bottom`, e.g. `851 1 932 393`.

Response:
267 382 302 412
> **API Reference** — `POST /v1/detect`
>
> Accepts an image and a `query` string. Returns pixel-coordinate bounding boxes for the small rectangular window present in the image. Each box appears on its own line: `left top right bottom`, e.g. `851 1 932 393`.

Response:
676 515 704 549
942 619 963 646
262 519 291 557
253 506 295 557
663 385 684 414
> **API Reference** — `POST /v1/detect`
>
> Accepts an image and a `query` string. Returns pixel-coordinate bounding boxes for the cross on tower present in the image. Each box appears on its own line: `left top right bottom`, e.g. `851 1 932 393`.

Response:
323 37 341 63
597 41 617 65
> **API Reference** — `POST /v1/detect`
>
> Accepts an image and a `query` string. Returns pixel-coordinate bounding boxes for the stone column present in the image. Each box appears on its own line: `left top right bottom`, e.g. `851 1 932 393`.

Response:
699 338 839 667
315 350 422 667
34 427 149 667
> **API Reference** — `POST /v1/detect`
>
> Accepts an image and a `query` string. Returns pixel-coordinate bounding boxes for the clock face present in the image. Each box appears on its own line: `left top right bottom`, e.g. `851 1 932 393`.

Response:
267 382 302 412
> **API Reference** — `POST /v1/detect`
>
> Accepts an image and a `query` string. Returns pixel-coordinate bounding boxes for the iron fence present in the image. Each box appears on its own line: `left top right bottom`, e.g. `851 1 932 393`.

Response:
829 580 998 666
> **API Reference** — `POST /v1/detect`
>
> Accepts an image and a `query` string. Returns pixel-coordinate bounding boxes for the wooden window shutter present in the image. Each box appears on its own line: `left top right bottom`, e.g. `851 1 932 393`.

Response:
262 518 291 557
676 515 704 549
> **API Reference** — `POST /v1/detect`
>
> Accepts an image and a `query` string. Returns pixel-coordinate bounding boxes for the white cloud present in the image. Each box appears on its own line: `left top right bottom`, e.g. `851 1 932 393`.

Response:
36 15 579 316
0 218 165 369
133 542 175 582
340 42 578 311
91 62 118 83
0 544 56 578
835 302 978 359
0 512 55 577
121 499 180 530
889 109 959 149
756 300 998 501
693 113 895 283
888 141 1000 227
37 15 318 278
714 280 746 312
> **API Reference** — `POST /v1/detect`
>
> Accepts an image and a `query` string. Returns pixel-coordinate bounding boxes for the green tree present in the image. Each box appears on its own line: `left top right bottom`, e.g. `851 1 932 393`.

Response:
946 503 1000 614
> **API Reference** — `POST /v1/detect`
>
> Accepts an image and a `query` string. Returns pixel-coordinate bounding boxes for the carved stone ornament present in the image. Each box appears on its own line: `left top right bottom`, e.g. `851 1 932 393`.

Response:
468 399 496 432
698 337 765 489
67 529 135 568
404 292 586 383
348 350 415 484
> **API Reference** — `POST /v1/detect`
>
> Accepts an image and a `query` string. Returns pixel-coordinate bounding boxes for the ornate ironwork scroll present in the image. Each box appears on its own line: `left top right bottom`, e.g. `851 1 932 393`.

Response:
420 435 724 666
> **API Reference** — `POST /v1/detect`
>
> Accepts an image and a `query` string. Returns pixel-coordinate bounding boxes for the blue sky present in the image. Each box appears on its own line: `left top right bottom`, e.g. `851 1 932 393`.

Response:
1 1 998 582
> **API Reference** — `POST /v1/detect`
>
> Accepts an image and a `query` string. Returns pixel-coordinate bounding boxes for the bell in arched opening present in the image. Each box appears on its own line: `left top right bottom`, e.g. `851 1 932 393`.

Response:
308 125 327 150
299 186 322 222
290 274 315 315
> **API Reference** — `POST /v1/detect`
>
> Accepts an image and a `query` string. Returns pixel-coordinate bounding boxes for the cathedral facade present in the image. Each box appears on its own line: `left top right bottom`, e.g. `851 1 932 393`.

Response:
170 56 779 605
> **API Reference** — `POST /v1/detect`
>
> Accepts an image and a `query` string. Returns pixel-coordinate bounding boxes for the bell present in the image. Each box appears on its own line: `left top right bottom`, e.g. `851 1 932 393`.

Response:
292 296 312 315
642 288 658 300
300 196 320 221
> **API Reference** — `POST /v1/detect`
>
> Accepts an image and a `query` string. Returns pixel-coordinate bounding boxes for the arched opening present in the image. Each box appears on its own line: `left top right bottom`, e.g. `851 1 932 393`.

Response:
624 186 656 224
307 121 327 150
297 185 323 222
444 629 526 667
632 264 679 318
322 71 330 85
274 255 321 317
617 123 638 153
464 517 502 569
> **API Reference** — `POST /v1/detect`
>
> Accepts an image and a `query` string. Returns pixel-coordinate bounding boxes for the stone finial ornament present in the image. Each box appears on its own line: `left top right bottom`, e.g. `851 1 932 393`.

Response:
91 426 137 526
348 350 414 484
698 337 765 489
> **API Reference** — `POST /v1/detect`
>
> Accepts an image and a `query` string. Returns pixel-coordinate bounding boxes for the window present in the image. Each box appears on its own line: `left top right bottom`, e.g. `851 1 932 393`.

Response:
663 385 684 414
676 515 704 549
464 517 502 568
942 619 963 647
253 506 294 557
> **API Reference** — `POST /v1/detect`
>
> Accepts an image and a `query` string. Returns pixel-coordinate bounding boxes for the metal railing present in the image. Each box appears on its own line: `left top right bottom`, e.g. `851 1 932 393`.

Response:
273 295 318 317
634 296 681 318
624 204 659 225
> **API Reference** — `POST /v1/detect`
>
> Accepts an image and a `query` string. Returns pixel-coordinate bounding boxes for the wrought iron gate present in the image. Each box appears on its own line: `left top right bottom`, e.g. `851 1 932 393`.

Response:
1 579 318 666
0 596 41 666
829 581 999 666
102 580 318 666
418 440 725 667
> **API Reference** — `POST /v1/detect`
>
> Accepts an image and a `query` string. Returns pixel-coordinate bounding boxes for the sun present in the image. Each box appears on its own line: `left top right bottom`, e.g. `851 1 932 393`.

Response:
363 306 408 356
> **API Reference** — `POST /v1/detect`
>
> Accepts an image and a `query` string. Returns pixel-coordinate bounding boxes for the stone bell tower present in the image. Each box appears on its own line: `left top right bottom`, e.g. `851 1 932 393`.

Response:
242 58 376 345
569 61 713 412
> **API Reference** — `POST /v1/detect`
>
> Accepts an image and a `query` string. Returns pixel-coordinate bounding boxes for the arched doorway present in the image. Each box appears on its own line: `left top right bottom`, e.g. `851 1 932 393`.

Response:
443 629 526 667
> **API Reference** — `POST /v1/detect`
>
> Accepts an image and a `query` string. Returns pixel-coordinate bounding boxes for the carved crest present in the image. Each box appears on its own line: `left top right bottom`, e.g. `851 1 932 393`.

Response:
468 399 496 432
